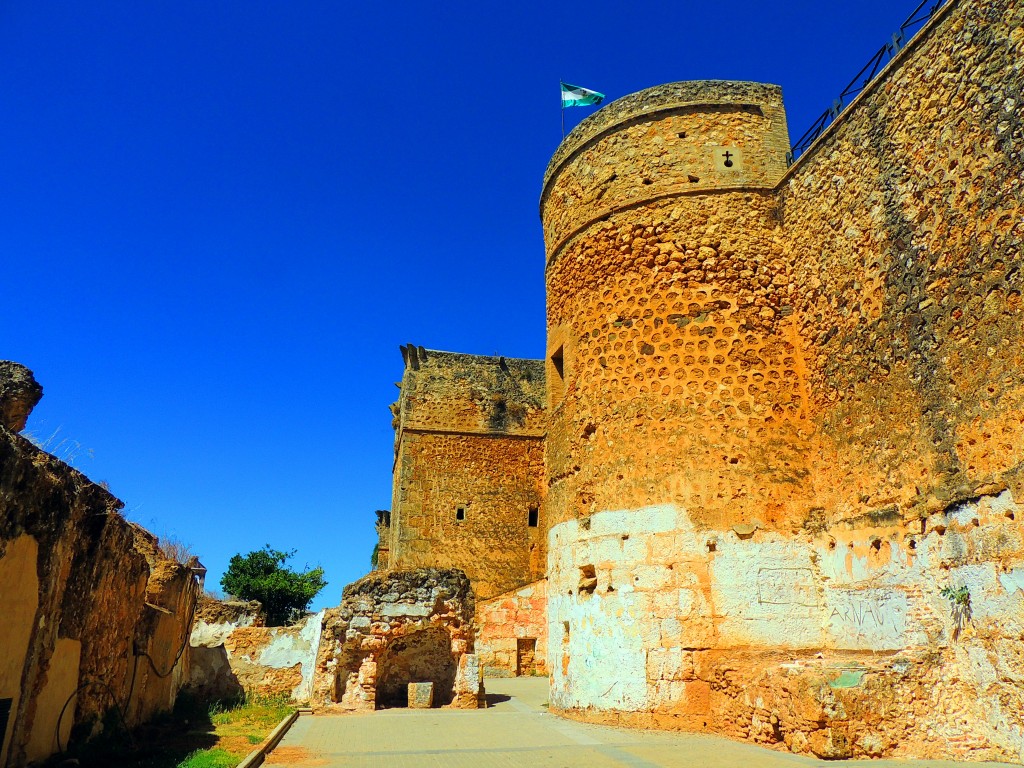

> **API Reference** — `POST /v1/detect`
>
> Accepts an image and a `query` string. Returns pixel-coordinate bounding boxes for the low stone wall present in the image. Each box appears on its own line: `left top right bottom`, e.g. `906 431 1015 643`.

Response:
0 363 199 767
313 568 483 710
476 579 547 677
188 599 324 703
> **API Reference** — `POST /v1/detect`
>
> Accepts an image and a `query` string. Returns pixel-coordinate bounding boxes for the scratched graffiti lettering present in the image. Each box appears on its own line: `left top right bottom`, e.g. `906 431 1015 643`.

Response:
826 588 907 651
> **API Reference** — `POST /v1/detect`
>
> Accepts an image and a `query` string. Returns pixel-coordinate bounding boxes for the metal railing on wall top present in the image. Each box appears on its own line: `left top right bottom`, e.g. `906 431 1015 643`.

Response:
786 0 951 165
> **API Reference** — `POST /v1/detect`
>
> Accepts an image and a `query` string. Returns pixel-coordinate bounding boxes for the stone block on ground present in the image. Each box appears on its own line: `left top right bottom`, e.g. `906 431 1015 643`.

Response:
408 682 434 708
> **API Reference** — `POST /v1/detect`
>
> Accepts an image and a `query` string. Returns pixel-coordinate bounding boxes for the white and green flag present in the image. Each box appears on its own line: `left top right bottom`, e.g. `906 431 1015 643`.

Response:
560 82 604 108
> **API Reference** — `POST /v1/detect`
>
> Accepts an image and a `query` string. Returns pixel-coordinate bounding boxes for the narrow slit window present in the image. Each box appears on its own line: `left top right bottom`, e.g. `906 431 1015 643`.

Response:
549 344 565 405
455 507 466 521
551 345 564 380
528 507 539 527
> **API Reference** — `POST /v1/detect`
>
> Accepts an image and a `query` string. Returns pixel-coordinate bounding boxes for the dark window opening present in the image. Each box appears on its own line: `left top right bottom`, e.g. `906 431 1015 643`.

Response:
551 345 564 380
455 507 465 521
0 697 11 755
528 507 539 527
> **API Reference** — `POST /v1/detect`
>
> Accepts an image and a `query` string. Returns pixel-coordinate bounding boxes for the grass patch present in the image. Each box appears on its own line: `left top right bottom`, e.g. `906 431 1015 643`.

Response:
44 691 295 768
178 749 237 768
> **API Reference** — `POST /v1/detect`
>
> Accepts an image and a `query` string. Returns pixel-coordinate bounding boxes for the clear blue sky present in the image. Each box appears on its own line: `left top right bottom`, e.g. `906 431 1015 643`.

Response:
2 0 917 609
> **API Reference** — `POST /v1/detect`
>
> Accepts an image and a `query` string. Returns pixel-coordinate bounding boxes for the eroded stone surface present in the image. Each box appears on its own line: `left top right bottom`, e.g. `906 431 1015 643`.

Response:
0 361 43 432
0 413 198 766
312 568 483 710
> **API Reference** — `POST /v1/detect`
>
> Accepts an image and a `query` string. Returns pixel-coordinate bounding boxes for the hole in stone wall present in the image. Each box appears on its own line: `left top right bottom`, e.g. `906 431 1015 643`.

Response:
971 518 980 527
528 507 539 527
1007 511 1016 521
621 534 629 541
642 178 653 185
908 538 917 550
688 174 700 183
678 131 687 138
707 540 717 552
871 539 882 552
455 507 465 521
578 565 597 595
828 539 836 551
934 525 947 536
375 627 456 709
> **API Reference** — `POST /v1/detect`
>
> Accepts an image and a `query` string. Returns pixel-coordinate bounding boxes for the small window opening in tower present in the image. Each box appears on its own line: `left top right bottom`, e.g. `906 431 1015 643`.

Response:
528 507 539 527
551 345 564 380
455 507 466 521
548 344 566 406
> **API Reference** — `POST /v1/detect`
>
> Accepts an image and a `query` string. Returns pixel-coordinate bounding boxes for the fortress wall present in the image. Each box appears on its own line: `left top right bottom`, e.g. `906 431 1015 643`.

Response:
541 81 789 257
388 349 547 600
0 427 198 767
783 0 1024 519
543 190 813 533
540 0 1024 760
390 432 545 599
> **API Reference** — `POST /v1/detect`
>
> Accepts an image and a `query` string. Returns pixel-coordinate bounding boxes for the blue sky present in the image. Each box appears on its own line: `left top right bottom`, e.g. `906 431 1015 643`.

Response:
2 0 917 609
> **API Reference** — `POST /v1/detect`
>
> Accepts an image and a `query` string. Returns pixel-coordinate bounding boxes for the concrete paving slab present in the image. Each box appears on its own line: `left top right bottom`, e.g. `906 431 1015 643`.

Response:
265 678 1015 768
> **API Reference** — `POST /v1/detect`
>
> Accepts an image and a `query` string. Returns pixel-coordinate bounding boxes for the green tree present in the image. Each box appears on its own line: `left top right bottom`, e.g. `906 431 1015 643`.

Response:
220 546 327 626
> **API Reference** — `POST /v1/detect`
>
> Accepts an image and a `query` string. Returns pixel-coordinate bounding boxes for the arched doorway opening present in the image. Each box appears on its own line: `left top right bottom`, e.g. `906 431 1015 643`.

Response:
375 627 456 708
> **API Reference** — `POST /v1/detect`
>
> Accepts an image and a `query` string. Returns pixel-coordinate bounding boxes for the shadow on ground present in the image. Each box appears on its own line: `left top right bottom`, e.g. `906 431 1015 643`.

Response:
42 693 223 768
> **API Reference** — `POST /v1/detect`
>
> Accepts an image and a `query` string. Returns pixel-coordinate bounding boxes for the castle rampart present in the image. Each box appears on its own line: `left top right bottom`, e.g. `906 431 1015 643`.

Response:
540 0 1024 760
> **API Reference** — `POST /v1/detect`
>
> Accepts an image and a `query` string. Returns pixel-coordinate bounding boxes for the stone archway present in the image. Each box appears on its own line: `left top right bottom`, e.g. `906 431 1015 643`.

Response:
375 627 456 708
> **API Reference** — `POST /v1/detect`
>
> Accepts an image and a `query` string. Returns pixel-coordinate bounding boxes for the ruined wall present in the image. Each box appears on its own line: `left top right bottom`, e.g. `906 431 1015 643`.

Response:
475 579 547 677
387 347 546 599
312 568 482 710
0 371 198 767
541 0 1024 761
188 599 324 702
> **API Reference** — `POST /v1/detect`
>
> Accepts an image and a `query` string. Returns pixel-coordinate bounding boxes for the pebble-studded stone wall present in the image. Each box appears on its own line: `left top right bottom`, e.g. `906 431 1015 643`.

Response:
385 348 546 600
540 0 1024 761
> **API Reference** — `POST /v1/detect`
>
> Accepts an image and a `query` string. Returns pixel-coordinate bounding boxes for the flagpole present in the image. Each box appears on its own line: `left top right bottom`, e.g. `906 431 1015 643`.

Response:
560 80 565 139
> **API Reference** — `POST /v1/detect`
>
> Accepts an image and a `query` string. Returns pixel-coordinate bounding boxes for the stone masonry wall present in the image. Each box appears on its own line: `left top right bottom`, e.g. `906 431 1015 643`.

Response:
312 568 482 710
188 598 324 703
387 348 546 599
475 579 547 677
0 408 198 767
539 0 1024 761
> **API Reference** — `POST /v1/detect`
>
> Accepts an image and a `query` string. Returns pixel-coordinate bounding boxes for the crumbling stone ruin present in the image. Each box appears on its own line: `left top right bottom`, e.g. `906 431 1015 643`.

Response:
187 596 325 703
312 568 483 710
0 363 200 767
377 0 1024 760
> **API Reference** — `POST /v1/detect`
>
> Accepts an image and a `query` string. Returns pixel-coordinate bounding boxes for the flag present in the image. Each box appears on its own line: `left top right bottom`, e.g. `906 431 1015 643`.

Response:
561 82 604 108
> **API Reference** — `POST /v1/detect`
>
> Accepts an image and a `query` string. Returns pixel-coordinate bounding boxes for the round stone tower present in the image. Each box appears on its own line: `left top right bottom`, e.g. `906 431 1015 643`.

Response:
541 82 814 714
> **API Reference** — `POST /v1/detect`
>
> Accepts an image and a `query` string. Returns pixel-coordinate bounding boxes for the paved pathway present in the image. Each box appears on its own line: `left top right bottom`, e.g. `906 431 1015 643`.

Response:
266 678 1012 768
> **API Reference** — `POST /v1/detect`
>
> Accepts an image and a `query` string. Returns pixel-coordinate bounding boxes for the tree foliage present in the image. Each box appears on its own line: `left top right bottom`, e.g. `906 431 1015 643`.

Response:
220 546 327 626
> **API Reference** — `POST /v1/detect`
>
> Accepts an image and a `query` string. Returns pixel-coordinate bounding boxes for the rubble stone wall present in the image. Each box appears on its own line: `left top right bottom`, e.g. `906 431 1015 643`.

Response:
312 568 482 710
475 579 547 677
540 0 1024 761
187 599 324 702
0 424 198 767
386 348 546 599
